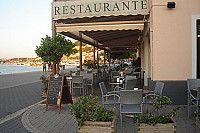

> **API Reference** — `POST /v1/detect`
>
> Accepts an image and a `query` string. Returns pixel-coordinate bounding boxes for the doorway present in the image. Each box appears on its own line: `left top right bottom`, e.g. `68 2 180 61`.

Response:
197 20 200 78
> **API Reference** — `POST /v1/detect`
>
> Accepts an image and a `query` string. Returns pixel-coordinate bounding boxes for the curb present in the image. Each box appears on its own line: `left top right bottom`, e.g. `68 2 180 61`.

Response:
22 104 46 133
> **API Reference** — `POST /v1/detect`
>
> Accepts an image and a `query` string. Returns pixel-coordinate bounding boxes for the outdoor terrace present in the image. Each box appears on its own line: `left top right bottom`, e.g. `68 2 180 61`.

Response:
29 69 196 133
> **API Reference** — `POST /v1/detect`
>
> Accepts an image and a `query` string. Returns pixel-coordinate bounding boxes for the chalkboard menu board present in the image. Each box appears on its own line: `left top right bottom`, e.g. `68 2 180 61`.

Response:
46 76 73 114
47 76 63 106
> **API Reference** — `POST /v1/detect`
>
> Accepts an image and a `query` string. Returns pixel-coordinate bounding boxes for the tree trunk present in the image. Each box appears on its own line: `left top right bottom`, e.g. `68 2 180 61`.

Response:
53 63 56 75
56 64 60 74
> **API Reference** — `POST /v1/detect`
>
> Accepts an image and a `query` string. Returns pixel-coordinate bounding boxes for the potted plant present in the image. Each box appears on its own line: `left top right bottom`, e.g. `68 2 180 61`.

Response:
40 75 49 98
136 96 177 133
70 95 116 133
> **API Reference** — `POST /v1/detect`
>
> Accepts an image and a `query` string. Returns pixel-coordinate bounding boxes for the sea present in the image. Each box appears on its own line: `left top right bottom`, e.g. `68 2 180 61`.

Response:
0 64 43 75
0 64 76 75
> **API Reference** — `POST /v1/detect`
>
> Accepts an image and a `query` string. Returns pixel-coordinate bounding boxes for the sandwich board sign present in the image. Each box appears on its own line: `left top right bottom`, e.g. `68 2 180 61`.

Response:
45 76 73 114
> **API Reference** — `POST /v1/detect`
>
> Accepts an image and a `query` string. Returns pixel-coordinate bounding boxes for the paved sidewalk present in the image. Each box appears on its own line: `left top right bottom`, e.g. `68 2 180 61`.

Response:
0 67 78 133
22 104 78 133
20 83 196 133
0 69 197 133
20 103 196 133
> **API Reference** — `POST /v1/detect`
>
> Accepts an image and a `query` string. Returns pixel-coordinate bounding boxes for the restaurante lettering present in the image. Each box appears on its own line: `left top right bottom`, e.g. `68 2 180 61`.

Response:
54 0 148 16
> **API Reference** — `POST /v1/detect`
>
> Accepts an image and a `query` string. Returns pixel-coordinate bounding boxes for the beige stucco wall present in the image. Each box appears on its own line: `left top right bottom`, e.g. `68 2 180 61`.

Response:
150 0 200 80
139 32 151 86
143 34 151 86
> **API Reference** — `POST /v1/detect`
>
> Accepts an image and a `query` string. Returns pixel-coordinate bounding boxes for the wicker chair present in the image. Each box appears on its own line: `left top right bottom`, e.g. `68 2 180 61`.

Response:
120 90 143 129
187 79 200 118
143 81 164 104
99 82 120 107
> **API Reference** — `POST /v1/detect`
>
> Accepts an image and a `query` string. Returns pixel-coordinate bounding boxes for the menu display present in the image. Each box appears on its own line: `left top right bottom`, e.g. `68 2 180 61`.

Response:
47 76 63 106
45 76 73 114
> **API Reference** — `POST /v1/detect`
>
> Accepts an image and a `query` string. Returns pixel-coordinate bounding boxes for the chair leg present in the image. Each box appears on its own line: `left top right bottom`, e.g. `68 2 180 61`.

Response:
71 88 74 97
197 100 199 114
91 85 93 94
86 85 88 95
82 88 84 96
102 97 104 107
85 85 88 95
187 92 190 119
187 99 189 118
120 104 123 130
120 113 123 130
84 85 86 96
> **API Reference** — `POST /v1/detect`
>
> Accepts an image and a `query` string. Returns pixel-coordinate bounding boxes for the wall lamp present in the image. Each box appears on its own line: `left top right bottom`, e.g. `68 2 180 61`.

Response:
167 2 176 8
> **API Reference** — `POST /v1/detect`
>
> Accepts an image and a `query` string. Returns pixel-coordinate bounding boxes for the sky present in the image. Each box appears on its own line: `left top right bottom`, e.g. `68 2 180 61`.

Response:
0 0 72 59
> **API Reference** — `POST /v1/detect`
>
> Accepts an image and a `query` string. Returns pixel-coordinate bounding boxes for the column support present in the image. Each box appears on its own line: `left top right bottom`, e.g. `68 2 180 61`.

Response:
96 41 99 69
93 40 96 70
79 32 82 71
108 52 111 67
104 50 106 68
52 20 56 75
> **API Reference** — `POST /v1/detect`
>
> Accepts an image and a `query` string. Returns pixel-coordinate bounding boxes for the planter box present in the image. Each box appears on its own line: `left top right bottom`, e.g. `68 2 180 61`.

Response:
196 117 200 133
78 116 116 133
138 118 176 133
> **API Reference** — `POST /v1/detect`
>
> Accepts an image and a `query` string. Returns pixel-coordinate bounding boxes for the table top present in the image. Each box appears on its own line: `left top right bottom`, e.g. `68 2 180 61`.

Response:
113 76 120 78
66 76 92 81
109 82 124 85
66 77 72 80
132 72 141 74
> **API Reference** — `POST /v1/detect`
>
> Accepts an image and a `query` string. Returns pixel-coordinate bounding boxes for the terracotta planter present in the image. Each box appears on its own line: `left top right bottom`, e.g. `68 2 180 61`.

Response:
196 117 200 132
78 116 116 133
137 118 176 133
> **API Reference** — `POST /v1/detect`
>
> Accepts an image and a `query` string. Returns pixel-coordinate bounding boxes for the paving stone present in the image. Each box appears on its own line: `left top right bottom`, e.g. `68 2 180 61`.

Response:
0 70 197 133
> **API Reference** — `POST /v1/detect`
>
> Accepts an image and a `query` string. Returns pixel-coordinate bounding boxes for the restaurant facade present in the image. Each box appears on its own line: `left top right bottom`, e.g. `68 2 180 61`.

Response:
52 0 200 104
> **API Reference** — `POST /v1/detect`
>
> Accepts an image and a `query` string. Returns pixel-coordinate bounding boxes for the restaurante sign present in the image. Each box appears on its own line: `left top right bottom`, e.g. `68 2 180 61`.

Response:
52 0 149 20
